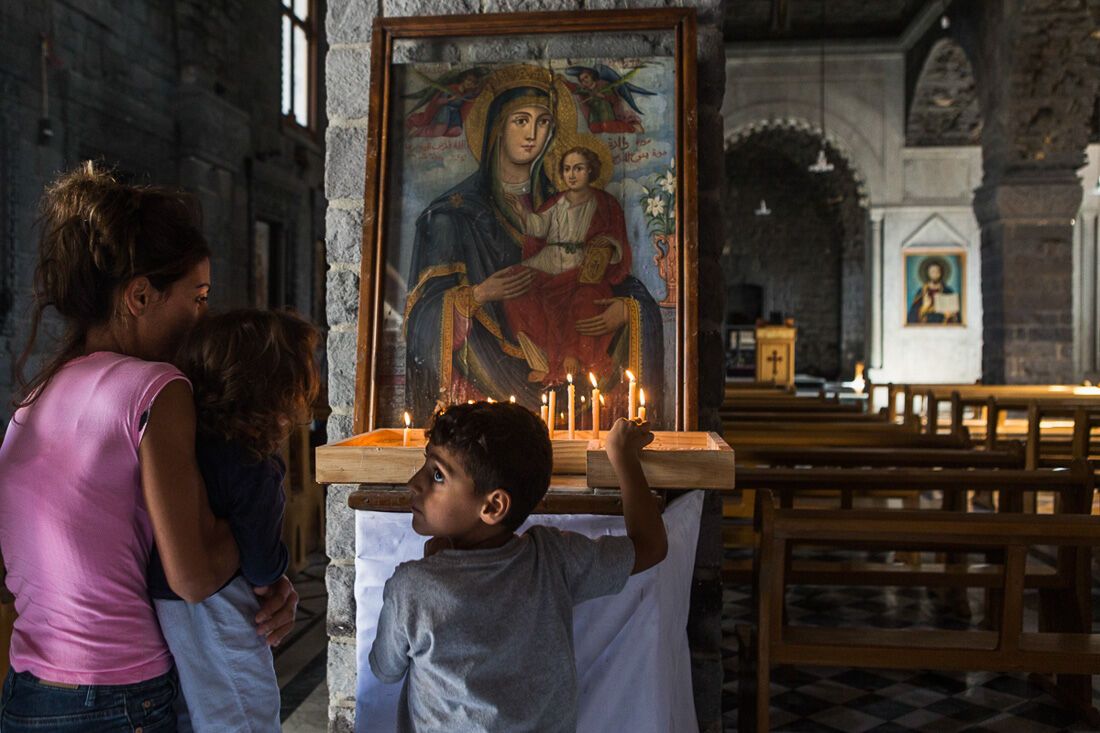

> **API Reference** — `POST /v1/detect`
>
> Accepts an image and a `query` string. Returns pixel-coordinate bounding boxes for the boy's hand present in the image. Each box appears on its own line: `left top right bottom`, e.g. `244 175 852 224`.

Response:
606 417 654 465
423 536 452 558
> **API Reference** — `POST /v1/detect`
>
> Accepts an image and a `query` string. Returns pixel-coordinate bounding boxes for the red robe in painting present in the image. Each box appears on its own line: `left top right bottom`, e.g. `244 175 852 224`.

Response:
502 188 633 382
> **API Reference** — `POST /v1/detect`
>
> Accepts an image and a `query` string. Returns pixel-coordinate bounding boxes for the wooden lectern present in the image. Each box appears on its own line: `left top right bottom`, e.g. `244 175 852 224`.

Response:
755 319 796 387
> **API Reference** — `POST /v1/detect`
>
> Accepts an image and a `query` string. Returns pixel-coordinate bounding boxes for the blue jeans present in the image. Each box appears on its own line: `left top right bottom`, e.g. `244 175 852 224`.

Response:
0 668 178 732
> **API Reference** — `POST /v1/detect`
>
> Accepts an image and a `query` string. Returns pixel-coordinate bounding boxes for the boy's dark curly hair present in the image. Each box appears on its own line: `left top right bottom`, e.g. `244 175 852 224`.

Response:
175 309 320 461
426 402 552 531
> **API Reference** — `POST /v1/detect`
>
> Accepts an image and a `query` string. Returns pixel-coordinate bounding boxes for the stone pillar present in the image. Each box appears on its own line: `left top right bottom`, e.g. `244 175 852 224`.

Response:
689 20 727 733
955 0 1096 383
324 1 373 727
974 176 1081 383
868 209 884 372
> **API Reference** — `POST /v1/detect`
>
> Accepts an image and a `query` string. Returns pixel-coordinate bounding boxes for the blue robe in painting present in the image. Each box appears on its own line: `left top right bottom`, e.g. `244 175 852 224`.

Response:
404 109 663 422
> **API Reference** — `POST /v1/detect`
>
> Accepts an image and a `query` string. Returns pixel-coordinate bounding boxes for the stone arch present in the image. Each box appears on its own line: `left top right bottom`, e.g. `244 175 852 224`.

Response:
907 37 982 147
723 120 869 379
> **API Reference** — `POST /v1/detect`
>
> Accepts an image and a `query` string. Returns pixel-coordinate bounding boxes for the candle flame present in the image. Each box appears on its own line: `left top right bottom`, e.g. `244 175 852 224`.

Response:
487 397 495 403
403 411 411 427
467 400 475 404
567 373 573 384
589 372 598 388
581 395 586 403
599 394 606 405
625 369 636 383
639 388 646 406
509 395 516 403
542 393 548 404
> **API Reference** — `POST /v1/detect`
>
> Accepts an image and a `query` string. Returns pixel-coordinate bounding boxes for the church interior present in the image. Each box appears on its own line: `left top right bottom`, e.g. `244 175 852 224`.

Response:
2 0 1100 731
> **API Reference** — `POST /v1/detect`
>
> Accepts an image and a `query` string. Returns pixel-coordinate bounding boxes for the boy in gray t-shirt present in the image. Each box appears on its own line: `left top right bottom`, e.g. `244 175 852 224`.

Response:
369 402 668 732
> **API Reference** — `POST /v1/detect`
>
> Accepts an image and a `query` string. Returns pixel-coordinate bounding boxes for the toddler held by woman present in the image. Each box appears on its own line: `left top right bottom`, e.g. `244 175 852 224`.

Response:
148 309 319 731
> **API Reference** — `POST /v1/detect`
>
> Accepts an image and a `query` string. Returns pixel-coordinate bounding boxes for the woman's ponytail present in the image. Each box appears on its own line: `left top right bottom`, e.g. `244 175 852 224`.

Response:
14 162 211 409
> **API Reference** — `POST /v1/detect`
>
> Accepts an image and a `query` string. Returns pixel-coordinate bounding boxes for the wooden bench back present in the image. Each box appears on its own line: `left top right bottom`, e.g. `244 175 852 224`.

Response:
738 461 1094 513
882 383 1094 426
739 489 1100 732
725 424 969 450
735 444 1025 470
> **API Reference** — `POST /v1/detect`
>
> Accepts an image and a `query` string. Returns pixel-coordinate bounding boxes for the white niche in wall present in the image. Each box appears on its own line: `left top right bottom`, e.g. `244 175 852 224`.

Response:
876 212 983 384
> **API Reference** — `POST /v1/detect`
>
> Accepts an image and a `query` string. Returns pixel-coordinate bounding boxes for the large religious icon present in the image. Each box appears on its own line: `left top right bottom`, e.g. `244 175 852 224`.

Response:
353 10 699 433
904 251 965 326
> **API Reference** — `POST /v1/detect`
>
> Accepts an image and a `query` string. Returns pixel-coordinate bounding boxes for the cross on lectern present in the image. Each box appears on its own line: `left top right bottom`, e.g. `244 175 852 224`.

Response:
766 349 783 378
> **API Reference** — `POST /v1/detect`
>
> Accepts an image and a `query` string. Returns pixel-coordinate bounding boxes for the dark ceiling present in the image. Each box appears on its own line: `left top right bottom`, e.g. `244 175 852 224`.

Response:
724 0 936 42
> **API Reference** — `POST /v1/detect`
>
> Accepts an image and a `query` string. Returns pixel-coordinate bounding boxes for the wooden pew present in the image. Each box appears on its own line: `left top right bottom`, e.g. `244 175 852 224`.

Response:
722 426 975 523
735 443 1026 470
977 398 1100 462
737 491 1100 732
1030 405 1100 468
884 383 1085 429
734 463 1093 511
724 422 963 448
722 411 885 425
722 399 864 414
723 382 796 401
915 384 1100 435
724 460 1093 555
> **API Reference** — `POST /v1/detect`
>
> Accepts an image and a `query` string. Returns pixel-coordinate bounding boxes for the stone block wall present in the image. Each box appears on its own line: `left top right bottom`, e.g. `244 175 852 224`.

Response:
0 1 326 422
323 1 726 730
954 0 1095 383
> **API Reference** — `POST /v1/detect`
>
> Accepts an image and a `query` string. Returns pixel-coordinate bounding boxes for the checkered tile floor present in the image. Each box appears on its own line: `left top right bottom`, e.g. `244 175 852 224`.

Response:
720 550 1100 732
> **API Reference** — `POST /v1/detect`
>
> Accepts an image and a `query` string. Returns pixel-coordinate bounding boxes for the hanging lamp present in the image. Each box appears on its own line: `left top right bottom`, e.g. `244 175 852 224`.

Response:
809 0 833 174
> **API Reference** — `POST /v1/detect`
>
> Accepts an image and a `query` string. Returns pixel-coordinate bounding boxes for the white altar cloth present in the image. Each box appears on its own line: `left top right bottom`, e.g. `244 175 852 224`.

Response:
354 490 703 732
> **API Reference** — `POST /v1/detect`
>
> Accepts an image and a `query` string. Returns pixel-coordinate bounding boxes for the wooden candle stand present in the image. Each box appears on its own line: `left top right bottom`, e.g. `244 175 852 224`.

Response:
317 429 734 490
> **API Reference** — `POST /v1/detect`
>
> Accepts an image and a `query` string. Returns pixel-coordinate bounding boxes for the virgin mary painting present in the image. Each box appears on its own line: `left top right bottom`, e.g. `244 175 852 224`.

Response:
403 64 664 423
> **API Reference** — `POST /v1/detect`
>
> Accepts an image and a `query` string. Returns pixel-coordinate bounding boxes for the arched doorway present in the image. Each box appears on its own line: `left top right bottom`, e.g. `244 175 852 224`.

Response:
723 123 868 380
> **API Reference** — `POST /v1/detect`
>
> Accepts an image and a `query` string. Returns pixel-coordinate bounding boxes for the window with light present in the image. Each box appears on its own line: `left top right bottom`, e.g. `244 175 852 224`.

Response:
281 0 313 129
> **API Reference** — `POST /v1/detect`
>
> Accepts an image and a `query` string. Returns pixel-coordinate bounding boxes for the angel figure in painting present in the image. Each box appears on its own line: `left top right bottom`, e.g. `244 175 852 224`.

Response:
404 67 490 138
502 144 632 383
564 64 656 134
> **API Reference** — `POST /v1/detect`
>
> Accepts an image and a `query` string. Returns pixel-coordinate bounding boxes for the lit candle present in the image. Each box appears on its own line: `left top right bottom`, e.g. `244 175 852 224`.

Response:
402 411 411 447
626 369 637 420
637 388 647 422
509 395 516 403
589 372 601 440
547 389 556 440
487 397 496 403
540 393 549 424
567 374 576 439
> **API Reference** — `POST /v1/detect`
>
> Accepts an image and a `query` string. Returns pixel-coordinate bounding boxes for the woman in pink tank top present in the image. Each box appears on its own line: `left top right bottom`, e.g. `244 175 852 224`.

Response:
0 163 299 732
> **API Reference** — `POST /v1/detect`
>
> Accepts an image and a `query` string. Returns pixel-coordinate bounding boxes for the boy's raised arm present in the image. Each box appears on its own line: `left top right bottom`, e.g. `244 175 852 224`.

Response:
605 419 668 574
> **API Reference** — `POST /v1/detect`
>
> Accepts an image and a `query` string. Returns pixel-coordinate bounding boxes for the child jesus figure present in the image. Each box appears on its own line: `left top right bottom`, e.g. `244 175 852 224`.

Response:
503 146 633 382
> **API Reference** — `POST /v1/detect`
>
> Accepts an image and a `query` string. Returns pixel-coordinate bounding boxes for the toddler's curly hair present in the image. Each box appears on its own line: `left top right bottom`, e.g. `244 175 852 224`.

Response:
175 309 320 461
